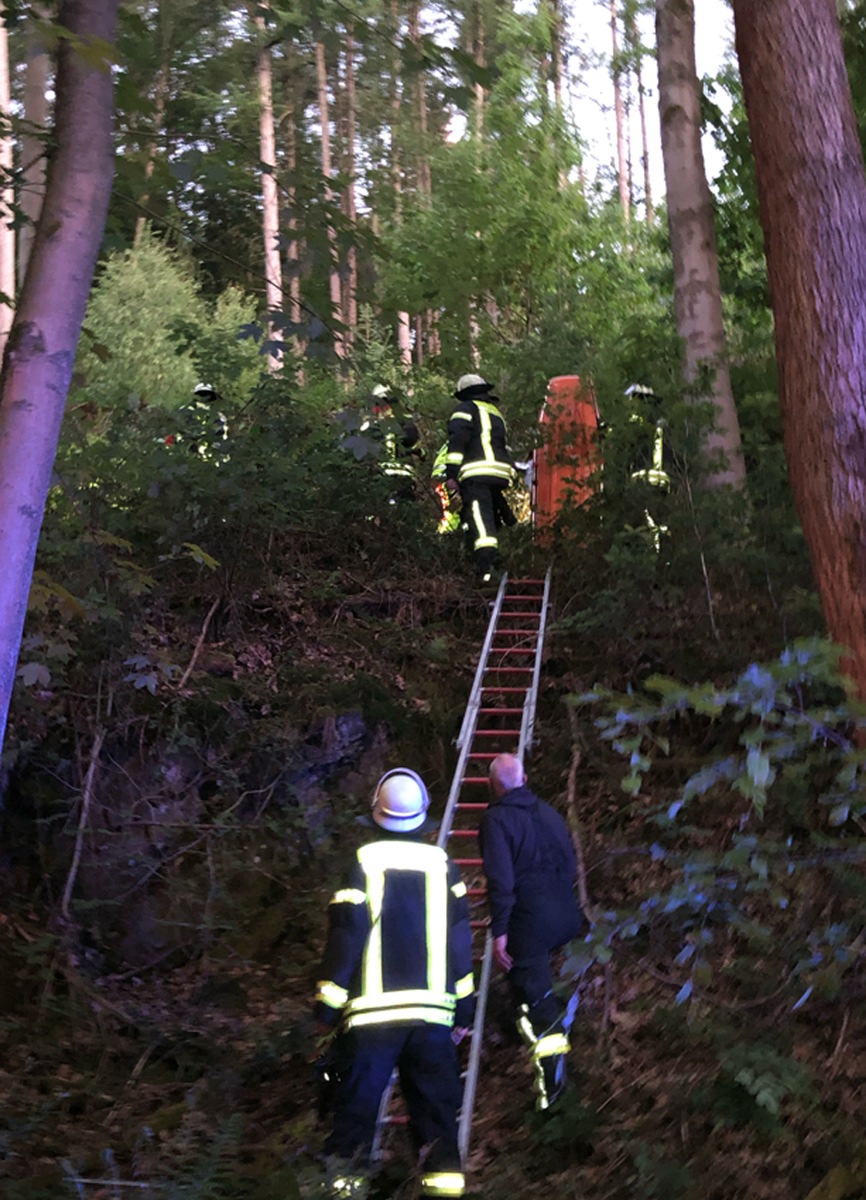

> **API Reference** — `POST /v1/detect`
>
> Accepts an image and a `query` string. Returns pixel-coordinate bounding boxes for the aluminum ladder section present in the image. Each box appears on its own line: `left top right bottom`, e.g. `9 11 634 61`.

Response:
370 570 552 1165
438 570 551 1161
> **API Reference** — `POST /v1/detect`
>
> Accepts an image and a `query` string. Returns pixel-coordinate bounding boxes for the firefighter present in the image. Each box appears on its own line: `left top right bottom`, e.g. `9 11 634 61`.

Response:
479 754 584 1112
624 383 671 551
362 384 425 502
167 382 229 460
315 768 475 1199
443 374 516 583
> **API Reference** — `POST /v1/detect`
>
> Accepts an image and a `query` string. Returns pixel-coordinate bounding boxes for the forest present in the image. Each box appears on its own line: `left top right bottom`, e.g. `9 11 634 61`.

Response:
3 0 866 1197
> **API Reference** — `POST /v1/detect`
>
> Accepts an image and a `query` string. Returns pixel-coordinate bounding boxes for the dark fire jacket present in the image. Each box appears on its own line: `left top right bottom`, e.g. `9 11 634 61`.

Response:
479 785 583 962
315 834 476 1031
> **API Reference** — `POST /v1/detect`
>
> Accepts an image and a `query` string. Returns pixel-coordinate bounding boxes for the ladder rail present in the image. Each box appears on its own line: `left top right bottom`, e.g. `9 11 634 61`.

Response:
372 571 551 1172
518 566 552 757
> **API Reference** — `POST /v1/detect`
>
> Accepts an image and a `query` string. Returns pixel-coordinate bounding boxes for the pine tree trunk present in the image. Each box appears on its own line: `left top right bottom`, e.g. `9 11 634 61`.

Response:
656 0 746 487
284 70 306 370
389 0 412 365
0 4 14 352
134 4 169 246
342 23 358 352
627 4 654 224
611 0 630 223
18 4 50 284
0 0 118 751
315 39 344 359
473 0 486 141
253 4 282 368
733 0 866 695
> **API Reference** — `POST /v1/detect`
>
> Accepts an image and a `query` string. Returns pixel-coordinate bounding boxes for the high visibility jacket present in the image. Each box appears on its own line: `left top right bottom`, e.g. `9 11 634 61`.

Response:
627 413 671 490
445 397 513 486
315 836 476 1031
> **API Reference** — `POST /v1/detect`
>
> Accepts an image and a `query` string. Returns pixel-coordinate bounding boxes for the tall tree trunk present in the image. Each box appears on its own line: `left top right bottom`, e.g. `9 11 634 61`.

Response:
473 0 486 141
0 0 118 752
18 4 51 284
611 0 630 223
315 39 344 359
409 0 433 361
627 3 654 224
0 4 14 353
134 2 169 246
389 0 412 365
733 0 866 695
656 0 746 487
252 3 282 368
341 23 358 353
284 61 306 370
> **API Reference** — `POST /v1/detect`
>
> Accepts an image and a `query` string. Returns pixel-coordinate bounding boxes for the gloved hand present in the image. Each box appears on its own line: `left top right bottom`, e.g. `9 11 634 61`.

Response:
444 478 460 497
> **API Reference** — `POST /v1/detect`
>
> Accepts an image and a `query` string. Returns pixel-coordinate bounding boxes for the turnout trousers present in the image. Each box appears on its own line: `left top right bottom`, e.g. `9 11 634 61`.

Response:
459 479 514 577
326 1023 465 1197
508 954 576 1111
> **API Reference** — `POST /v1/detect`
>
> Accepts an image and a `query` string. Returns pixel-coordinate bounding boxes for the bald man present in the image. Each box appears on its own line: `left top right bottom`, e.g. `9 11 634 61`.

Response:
479 754 584 1110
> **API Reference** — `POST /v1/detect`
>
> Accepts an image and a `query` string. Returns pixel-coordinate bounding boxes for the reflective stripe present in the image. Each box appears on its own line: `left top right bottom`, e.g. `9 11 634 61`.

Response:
450 410 473 422
533 1032 570 1061
347 1005 455 1029
631 467 670 488
347 987 456 1014
455 971 474 999
451 881 467 898
445 451 464 465
459 460 512 481
331 888 366 906
421 1170 465 1196
317 980 349 1009
332 1173 367 1197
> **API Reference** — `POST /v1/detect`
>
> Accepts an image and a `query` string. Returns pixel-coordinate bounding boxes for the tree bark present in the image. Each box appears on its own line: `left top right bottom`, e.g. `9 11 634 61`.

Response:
627 3 654 224
0 4 14 352
252 3 283 368
733 0 866 695
341 23 358 352
656 0 746 487
134 1 169 245
315 39 344 359
389 0 412 365
611 0 630 223
0 0 118 751
18 4 51 284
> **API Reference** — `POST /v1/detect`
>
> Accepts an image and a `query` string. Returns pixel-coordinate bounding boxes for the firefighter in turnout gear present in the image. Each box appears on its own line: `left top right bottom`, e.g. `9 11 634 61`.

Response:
315 769 476 1198
624 383 671 552
361 385 425 502
479 754 584 1112
444 374 516 582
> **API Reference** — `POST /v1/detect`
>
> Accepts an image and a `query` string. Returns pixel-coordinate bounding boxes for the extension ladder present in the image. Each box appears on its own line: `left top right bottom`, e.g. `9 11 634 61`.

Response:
371 569 552 1164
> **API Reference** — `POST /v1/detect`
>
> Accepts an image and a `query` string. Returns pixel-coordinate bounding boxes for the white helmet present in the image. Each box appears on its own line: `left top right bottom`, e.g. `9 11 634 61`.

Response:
372 384 390 400
371 768 430 832
455 373 490 396
194 382 218 397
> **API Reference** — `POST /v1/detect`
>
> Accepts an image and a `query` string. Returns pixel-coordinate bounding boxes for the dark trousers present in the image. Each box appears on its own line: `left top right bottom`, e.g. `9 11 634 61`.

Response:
508 954 564 1033
326 1023 462 1174
459 480 514 575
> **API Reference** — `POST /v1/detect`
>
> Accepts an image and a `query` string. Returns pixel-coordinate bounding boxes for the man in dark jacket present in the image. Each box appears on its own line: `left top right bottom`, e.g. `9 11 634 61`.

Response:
315 768 475 1198
479 754 583 1110
444 374 516 583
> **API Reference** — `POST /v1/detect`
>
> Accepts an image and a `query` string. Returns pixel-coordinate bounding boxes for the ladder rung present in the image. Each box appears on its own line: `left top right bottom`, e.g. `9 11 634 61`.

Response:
491 648 536 655
470 919 489 929
472 729 521 736
448 829 479 837
467 887 487 896
461 776 489 784
478 707 524 714
484 667 534 673
480 687 527 693
491 629 538 636
497 612 542 618
455 858 483 866
457 803 489 810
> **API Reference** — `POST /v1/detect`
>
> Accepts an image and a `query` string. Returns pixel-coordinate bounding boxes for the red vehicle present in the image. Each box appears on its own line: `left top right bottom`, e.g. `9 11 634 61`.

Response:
532 375 600 535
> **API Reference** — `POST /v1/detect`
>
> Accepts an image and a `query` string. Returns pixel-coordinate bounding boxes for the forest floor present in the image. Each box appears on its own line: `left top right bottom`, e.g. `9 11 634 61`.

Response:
2 529 863 1200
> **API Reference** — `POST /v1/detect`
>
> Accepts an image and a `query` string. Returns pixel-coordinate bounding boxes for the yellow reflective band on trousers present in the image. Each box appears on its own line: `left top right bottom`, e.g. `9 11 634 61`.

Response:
533 1032 570 1061
349 842 451 1027
451 880 467 898
470 501 497 551
317 980 349 1009
331 888 366 906
421 1170 465 1196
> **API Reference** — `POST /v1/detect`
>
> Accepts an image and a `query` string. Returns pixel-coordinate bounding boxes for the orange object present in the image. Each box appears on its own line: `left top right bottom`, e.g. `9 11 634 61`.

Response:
532 375 600 535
